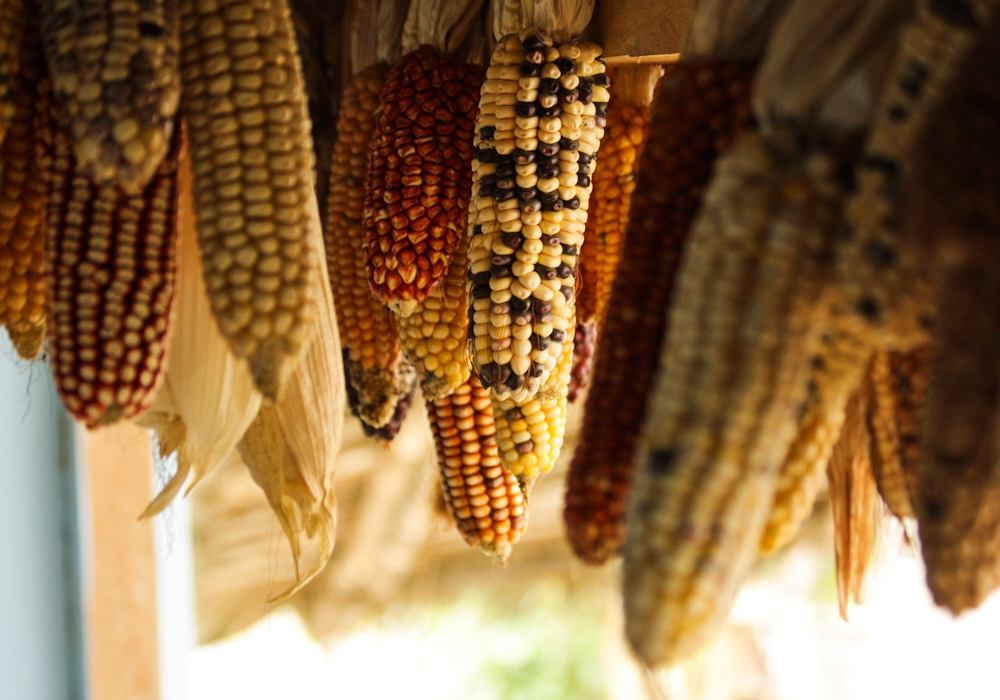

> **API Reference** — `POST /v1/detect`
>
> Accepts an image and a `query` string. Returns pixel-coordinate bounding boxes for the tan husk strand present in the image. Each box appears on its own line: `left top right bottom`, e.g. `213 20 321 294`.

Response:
180 0 319 399
469 29 609 404
41 88 180 428
428 376 527 562
564 63 755 566
363 46 482 315
41 0 181 191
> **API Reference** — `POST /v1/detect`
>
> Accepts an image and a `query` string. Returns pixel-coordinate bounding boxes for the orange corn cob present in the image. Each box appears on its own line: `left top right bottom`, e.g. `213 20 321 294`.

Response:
428 376 527 562
564 63 755 565
0 0 37 145
364 46 481 315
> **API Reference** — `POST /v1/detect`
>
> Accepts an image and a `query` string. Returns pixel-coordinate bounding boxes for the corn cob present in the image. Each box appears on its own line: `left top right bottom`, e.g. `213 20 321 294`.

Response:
567 318 595 402
428 376 527 562
866 346 928 519
363 46 481 316
469 30 610 403
0 49 47 359
624 128 849 666
577 95 649 327
395 234 470 400
42 87 180 428
0 0 37 146
564 63 755 566
759 321 871 554
342 349 416 442
836 0 1000 349
40 0 181 191
326 65 415 432
179 0 319 399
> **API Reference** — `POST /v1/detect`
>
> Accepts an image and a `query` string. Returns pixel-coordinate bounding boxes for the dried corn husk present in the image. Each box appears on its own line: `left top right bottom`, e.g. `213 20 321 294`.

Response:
139 147 263 517
490 0 594 42
346 0 411 76
402 0 485 54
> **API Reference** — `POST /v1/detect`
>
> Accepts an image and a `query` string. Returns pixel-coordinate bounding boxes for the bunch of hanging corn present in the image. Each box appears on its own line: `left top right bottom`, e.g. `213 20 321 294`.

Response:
363 46 481 316
564 62 755 565
468 29 609 404
428 376 527 562
326 65 416 434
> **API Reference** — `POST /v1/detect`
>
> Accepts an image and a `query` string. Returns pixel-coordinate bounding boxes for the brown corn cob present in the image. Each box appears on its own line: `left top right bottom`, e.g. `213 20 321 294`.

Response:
469 30 609 404
866 346 928 518
0 0 36 147
363 46 481 316
326 65 415 432
395 234 470 400
564 62 755 566
40 0 181 191
342 348 415 442
428 376 527 562
577 98 649 327
567 318 596 402
759 321 871 554
0 47 47 359
41 88 180 428
180 0 319 399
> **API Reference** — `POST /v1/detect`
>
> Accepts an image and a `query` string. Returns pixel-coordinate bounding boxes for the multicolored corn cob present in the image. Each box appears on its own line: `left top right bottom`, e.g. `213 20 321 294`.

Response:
41 0 181 191
41 89 180 427
468 30 610 403
326 65 415 433
0 0 37 146
428 376 527 562
395 234 470 400
0 48 47 359
564 63 754 566
343 348 416 443
363 46 481 316
180 0 319 399
567 319 596 402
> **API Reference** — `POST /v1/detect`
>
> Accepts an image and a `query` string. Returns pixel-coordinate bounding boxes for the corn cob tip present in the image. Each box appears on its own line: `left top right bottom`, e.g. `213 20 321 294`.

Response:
478 540 513 565
388 299 418 318
248 338 297 401
6 322 45 361
345 355 417 430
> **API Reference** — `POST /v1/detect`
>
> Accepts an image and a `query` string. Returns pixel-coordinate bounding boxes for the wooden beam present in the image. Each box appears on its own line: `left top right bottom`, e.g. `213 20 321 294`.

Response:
603 53 681 66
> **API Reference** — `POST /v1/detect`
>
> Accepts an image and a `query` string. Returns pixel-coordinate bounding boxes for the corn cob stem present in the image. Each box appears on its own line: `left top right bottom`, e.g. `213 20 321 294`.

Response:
180 0 319 399
564 62 755 566
428 376 527 562
468 30 609 403
41 0 181 191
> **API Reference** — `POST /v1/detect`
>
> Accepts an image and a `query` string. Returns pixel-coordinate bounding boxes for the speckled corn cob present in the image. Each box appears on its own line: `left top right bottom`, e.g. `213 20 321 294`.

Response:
180 0 318 399
363 46 481 316
0 61 47 359
326 66 414 431
564 63 754 566
866 347 927 519
759 321 871 554
0 0 36 147
577 98 647 326
567 319 596 402
469 30 609 403
395 235 470 400
342 348 415 442
41 92 179 428
836 0 999 348
624 128 850 666
41 0 180 191
428 376 527 562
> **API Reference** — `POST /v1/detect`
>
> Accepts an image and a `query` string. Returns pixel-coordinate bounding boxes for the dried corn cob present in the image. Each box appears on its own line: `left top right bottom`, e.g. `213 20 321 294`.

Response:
564 63 755 566
469 30 610 403
343 349 416 442
41 90 180 428
396 235 470 400
866 346 928 518
363 46 481 315
0 59 47 358
428 376 527 562
759 321 871 554
180 0 319 399
624 128 849 666
41 0 180 191
577 97 649 326
326 65 415 432
0 0 37 146
567 319 595 402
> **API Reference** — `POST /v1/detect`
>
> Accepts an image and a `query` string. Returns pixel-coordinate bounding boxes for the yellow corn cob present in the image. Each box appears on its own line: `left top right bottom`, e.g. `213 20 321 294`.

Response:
326 65 415 431
469 30 609 403
396 234 470 400
42 86 181 428
0 0 36 146
428 376 527 562
40 0 181 191
760 321 871 554
179 0 319 399
0 58 47 358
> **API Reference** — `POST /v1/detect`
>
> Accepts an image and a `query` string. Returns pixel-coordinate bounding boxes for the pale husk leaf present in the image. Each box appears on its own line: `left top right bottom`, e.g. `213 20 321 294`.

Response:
402 0 486 54
611 64 663 109
490 0 594 43
378 0 412 66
